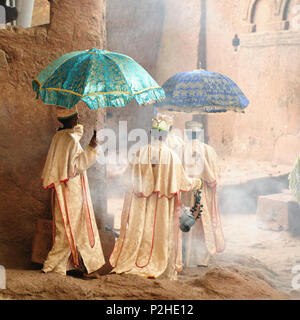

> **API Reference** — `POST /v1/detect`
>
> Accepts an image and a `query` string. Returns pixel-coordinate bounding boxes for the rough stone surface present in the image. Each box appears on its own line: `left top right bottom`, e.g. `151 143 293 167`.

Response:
31 0 50 27
0 0 106 268
107 0 164 78
107 0 300 166
155 0 203 84
257 192 300 232
0 257 290 300
106 0 203 148
1 0 300 283
31 219 53 264
106 0 165 139
205 0 300 166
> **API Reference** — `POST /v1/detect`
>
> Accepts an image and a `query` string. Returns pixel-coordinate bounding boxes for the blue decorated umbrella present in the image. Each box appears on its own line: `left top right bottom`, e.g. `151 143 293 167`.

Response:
32 48 165 109
156 69 249 113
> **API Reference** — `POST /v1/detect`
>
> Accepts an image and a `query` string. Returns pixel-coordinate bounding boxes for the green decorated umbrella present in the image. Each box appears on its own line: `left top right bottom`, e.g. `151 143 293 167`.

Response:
32 48 165 109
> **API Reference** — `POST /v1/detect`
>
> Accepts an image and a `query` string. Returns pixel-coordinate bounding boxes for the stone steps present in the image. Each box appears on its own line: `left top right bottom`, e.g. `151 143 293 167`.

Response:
256 191 300 236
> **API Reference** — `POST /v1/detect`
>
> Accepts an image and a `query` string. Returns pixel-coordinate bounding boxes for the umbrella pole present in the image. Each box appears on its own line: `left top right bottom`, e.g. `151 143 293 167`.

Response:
94 112 98 138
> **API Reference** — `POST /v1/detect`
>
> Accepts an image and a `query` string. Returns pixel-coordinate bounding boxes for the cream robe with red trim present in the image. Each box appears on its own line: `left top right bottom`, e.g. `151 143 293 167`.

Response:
109 140 200 279
182 140 225 266
41 125 105 275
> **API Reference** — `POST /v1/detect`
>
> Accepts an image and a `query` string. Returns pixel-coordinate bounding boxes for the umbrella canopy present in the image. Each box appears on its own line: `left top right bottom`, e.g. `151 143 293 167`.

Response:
32 48 165 109
156 69 249 113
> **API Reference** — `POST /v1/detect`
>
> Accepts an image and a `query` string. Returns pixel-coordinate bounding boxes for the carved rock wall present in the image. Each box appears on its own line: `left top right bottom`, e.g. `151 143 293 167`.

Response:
0 0 106 268
31 0 50 27
106 0 203 141
105 0 300 165
106 0 165 137
205 0 300 165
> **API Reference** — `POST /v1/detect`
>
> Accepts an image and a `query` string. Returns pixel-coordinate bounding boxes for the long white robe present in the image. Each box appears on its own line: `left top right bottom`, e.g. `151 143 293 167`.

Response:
41 125 105 275
109 140 200 279
182 139 225 267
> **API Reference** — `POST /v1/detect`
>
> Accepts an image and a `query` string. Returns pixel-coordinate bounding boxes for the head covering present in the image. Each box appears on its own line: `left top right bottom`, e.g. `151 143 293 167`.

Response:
56 106 78 120
185 121 203 132
152 113 173 132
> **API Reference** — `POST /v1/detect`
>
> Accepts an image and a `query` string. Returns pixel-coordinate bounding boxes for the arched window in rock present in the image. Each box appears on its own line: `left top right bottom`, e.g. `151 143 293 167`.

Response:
284 0 300 31
252 0 273 32
242 0 295 33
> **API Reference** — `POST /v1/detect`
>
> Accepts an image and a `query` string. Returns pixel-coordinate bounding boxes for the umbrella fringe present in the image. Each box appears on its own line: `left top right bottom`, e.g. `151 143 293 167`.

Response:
135 87 166 106
33 85 165 109
32 48 166 110
155 104 246 114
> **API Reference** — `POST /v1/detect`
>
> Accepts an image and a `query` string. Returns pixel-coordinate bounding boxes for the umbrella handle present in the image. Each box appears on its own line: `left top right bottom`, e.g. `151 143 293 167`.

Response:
94 113 98 137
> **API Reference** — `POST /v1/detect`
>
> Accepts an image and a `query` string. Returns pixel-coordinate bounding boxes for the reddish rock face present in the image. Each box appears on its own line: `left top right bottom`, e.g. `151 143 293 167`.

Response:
107 0 164 78
0 0 106 268
31 0 51 27
106 0 165 138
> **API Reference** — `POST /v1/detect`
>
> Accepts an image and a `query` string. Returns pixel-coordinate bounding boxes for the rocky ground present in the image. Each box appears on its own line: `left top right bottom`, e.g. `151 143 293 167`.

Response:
1 209 298 300
221 214 300 297
0 158 299 300
0 254 292 300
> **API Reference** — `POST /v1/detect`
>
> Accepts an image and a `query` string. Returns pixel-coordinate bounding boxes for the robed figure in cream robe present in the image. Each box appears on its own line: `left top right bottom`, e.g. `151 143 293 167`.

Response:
165 130 184 160
41 124 105 275
182 137 225 267
109 139 200 280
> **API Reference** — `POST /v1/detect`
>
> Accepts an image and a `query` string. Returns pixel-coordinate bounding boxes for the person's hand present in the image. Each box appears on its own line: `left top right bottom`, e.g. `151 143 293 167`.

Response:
89 131 98 148
192 178 202 190
197 179 202 190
